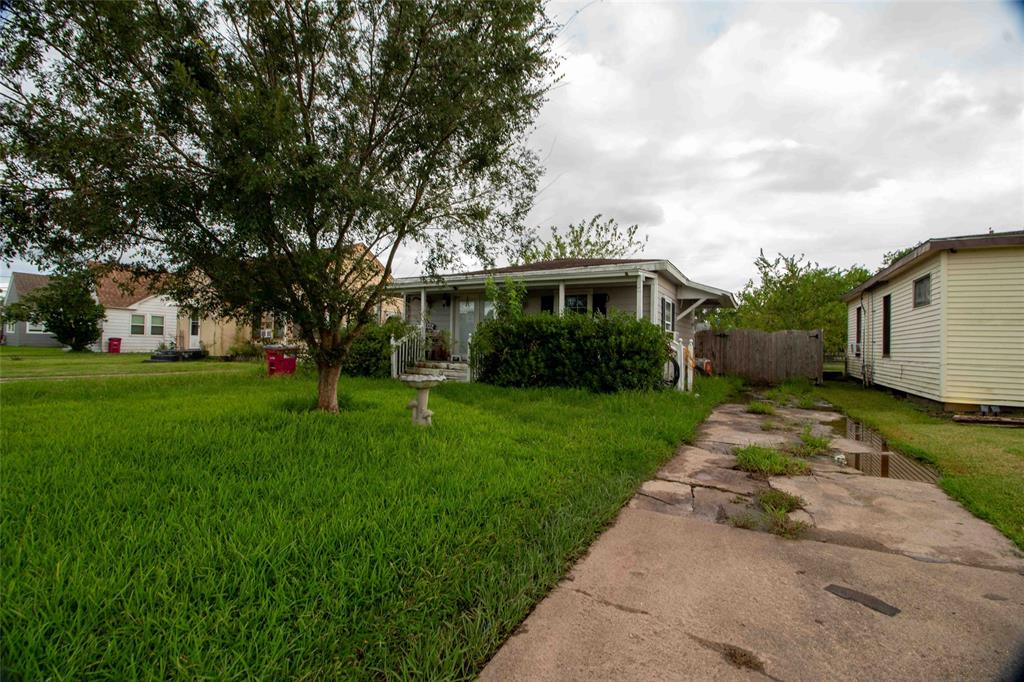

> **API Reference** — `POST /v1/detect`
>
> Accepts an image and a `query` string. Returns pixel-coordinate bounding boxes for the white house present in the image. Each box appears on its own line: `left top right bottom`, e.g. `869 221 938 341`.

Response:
392 257 736 362
92 270 179 353
844 230 1024 410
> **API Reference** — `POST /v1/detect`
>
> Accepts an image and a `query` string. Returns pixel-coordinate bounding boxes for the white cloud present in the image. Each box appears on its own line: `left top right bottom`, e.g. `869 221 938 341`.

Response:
484 0 1024 289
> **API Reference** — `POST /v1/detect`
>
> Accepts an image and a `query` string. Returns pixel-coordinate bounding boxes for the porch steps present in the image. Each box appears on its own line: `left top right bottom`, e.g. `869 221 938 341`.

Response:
407 361 471 382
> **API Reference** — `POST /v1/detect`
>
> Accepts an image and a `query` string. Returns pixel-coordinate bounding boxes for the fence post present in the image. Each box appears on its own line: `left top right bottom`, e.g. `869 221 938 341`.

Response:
686 339 695 392
390 335 397 378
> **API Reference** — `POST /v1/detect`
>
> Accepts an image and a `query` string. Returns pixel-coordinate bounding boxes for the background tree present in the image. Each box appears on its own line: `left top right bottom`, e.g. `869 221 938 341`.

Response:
703 252 870 355
3 271 105 351
514 214 647 264
0 0 556 411
879 246 915 270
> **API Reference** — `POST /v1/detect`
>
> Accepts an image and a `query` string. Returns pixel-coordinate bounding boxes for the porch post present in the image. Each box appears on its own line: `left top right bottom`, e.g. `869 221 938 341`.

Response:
635 274 644 321
419 288 427 338
650 276 658 326
557 282 566 317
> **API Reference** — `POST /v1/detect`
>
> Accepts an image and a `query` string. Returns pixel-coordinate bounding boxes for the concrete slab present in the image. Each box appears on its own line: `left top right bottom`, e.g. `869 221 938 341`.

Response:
656 446 764 496
773 407 841 423
770 473 1024 572
697 421 793 448
692 487 751 523
638 479 693 507
481 511 1024 682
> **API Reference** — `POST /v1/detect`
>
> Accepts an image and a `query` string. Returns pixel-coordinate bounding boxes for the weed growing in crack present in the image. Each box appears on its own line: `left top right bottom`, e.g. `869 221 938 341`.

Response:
787 426 832 457
735 446 810 476
756 488 804 514
764 508 810 539
747 400 775 415
729 512 760 530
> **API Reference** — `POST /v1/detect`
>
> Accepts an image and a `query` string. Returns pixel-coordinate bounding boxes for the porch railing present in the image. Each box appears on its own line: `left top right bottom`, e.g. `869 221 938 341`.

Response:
390 329 425 378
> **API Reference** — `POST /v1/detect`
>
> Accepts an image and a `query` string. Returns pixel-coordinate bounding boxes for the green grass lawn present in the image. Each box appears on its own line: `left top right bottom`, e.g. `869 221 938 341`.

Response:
1 370 736 679
0 346 254 379
816 381 1024 550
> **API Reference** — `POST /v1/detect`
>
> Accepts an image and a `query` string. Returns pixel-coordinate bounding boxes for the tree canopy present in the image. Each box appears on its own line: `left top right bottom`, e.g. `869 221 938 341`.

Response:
513 214 647 264
1 0 556 410
3 271 105 351
703 252 870 355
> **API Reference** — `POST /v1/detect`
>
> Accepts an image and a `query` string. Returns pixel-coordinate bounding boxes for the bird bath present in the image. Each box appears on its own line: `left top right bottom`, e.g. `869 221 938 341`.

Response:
399 374 446 426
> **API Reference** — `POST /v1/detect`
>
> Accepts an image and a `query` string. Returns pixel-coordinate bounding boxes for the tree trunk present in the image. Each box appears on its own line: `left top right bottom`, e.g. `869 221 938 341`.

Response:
316 362 342 412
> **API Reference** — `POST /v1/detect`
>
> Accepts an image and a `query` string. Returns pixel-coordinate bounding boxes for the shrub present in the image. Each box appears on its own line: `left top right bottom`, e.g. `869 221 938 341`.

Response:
734 446 809 476
340 318 414 378
228 337 263 360
747 400 775 415
470 312 670 392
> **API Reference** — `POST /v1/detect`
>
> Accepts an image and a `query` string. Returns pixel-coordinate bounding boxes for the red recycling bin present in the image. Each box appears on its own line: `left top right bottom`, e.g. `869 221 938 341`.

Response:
264 347 297 376
108 337 122 353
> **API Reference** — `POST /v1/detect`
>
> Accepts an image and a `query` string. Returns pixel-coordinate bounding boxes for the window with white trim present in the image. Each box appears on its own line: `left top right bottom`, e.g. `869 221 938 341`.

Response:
150 315 164 336
565 294 587 315
130 314 145 335
190 315 200 336
661 298 676 332
27 321 47 333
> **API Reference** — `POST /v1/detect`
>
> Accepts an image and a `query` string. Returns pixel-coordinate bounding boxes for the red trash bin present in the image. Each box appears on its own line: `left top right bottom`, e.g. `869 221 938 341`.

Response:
264 347 297 376
108 337 122 353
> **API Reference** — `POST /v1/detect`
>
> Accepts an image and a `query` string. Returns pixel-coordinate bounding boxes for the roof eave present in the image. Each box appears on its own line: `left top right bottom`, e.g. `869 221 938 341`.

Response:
392 261 663 289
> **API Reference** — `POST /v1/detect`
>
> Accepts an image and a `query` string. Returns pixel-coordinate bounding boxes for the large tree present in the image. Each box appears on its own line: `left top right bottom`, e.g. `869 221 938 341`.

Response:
0 0 555 410
704 252 870 355
513 214 647 264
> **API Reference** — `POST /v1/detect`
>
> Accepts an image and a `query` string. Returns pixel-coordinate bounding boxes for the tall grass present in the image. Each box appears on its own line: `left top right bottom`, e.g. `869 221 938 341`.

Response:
1 372 737 679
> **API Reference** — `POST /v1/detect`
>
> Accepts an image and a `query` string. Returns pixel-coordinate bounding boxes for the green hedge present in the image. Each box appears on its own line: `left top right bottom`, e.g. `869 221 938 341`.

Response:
470 312 670 391
340 318 413 378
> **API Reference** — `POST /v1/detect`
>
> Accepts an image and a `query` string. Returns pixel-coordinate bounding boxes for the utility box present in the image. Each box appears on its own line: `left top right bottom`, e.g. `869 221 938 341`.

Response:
264 346 297 376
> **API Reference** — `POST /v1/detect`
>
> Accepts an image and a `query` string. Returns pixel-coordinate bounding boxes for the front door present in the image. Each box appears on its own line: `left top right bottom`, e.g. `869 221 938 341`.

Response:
188 314 201 349
456 299 477 359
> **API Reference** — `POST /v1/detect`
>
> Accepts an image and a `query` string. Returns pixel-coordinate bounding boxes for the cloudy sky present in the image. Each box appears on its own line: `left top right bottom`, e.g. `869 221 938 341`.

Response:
415 0 1021 291
493 0 1024 291
4 1 1022 292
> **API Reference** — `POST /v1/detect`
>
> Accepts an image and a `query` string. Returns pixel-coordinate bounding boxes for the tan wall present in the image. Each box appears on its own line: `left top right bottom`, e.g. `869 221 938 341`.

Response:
176 314 250 356
943 247 1024 407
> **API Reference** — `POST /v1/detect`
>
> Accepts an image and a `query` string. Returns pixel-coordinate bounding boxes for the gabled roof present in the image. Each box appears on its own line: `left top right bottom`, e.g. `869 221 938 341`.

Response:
95 270 164 308
843 229 1024 302
9 272 52 298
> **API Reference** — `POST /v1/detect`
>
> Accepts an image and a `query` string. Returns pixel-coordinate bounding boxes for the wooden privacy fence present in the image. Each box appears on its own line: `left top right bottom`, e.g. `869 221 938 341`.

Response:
694 329 823 384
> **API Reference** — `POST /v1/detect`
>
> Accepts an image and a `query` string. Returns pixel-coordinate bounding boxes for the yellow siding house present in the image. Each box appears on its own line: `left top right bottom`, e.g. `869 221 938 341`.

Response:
844 230 1024 410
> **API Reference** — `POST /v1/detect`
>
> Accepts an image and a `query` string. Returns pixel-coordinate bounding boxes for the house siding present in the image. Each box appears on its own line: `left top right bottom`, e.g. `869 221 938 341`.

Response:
942 247 1024 407
2 282 63 347
175 314 250 356
847 255 943 401
99 296 179 353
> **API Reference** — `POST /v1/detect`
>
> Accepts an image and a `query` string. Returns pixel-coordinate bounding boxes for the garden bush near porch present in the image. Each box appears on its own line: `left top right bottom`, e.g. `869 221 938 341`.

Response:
471 312 670 391
1 371 736 679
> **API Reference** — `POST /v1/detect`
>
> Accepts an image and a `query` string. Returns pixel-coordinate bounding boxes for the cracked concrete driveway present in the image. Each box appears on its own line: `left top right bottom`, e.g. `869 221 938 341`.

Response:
481 401 1024 681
